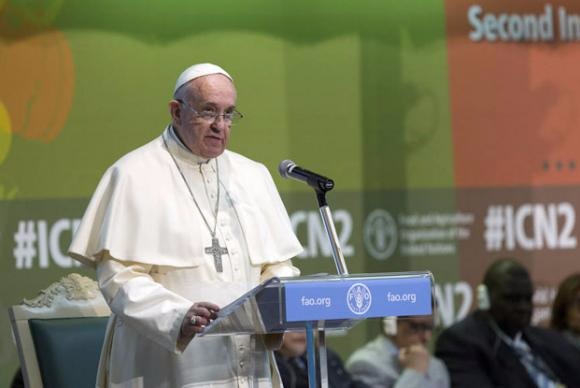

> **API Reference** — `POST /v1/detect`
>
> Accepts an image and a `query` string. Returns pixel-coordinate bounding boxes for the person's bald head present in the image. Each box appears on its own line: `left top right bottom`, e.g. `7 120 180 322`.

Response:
483 258 531 291
483 258 533 337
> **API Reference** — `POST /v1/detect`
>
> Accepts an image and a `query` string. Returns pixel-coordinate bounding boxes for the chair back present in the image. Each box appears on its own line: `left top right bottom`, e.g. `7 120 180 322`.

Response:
9 273 111 388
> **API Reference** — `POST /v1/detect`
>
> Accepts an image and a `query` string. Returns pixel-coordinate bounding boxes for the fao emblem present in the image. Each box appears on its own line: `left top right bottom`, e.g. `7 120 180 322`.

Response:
363 209 398 260
347 283 372 315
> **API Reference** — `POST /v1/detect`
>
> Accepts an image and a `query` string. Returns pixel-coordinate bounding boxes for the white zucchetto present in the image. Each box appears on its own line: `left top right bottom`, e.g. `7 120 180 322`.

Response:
173 63 233 94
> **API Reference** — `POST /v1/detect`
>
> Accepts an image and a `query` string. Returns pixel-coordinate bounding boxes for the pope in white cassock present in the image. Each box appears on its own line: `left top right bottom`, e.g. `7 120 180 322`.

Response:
69 63 303 388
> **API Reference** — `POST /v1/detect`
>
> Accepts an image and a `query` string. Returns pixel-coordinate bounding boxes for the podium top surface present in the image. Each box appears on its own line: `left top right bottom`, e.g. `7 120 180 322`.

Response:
276 271 433 283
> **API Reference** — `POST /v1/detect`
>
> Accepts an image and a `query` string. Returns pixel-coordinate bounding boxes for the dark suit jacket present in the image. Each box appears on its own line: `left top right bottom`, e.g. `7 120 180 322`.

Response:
275 349 368 388
435 310 580 388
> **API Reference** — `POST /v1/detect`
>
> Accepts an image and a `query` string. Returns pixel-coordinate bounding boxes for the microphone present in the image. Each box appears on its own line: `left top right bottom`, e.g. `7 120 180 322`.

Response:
278 160 334 192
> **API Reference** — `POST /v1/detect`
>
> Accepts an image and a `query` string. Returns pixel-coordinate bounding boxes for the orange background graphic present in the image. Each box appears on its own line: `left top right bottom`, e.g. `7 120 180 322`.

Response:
0 29 74 144
446 0 580 187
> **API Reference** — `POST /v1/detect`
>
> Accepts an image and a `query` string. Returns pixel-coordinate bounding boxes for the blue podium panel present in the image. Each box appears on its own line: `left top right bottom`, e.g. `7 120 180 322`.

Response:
201 271 433 336
284 273 432 322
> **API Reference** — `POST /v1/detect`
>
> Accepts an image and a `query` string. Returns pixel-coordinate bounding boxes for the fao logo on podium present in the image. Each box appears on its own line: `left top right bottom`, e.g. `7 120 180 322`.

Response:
347 283 372 315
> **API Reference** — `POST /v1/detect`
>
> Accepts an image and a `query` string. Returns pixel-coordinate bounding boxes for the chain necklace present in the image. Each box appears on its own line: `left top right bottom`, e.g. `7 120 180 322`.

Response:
163 131 228 272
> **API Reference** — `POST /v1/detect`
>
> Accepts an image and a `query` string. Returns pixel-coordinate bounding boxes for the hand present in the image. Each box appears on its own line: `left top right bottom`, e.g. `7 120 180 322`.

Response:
180 301 220 339
398 344 430 374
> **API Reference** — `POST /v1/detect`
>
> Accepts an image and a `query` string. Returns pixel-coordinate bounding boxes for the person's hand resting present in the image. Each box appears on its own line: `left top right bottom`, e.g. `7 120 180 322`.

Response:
178 301 220 349
399 344 430 374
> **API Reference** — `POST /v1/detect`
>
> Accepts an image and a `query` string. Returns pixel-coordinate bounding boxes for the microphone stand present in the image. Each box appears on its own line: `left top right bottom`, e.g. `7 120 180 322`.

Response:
315 187 349 276
303 183 349 388
279 159 348 275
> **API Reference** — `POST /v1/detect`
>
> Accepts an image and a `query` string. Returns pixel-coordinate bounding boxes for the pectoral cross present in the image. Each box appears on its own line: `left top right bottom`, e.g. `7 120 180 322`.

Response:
205 237 228 272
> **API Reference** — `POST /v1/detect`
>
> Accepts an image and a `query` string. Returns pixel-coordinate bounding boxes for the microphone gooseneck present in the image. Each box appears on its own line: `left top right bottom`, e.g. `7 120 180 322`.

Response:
278 159 348 275
278 159 334 193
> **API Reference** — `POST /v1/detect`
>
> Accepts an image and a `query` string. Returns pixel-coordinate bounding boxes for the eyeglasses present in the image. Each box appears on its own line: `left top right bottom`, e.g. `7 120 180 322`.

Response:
177 99 243 125
404 321 434 334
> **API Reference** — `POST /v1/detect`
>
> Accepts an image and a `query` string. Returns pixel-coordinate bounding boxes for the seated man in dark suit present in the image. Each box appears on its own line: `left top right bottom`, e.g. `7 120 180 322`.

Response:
275 331 367 388
435 258 580 388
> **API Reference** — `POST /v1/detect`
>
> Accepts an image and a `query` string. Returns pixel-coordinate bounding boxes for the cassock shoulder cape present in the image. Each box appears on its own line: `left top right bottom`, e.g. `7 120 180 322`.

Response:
69 131 303 267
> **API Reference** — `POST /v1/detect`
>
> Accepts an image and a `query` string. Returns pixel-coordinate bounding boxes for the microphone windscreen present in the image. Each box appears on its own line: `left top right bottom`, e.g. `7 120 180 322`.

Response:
278 159 295 178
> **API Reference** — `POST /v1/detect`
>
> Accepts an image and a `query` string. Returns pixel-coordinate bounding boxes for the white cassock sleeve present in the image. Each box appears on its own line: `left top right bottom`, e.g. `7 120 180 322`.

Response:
96 252 192 354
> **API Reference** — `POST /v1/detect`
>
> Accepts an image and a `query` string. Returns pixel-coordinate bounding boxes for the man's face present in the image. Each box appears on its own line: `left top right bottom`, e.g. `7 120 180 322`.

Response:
280 331 307 358
392 316 434 349
172 74 236 158
489 273 533 336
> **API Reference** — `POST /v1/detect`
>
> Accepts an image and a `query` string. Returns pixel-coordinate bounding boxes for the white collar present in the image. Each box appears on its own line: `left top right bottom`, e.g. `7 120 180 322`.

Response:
165 125 215 168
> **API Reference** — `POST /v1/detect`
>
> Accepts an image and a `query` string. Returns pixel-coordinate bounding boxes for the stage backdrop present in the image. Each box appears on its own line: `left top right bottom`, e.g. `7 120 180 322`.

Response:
1 0 580 384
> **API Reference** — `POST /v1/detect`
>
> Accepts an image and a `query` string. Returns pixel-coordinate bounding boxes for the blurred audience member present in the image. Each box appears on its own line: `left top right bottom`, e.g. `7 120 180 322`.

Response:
275 331 367 388
346 315 449 388
551 272 580 350
436 258 580 388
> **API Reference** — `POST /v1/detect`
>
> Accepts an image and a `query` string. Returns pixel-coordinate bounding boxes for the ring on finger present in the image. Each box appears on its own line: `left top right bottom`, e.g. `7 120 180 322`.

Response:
190 316 197 326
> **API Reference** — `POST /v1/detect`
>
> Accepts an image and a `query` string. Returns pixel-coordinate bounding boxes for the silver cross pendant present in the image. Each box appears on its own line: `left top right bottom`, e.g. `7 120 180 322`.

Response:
205 237 228 272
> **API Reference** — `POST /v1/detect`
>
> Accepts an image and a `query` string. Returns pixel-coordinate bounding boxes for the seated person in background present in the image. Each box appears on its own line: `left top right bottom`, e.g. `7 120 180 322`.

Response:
551 272 580 351
275 331 367 388
346 315 449 388
436 258 580 388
